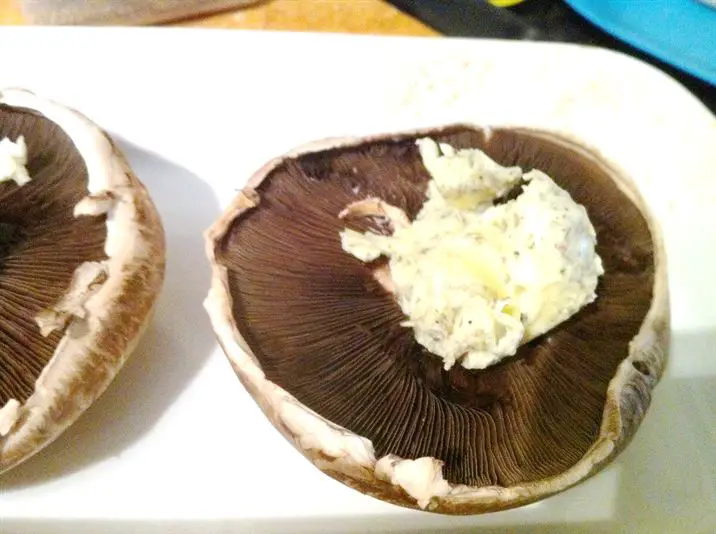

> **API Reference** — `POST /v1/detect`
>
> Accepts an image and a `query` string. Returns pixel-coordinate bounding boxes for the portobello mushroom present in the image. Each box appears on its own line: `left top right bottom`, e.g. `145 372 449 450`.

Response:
204 125 668 514
0 88 165 474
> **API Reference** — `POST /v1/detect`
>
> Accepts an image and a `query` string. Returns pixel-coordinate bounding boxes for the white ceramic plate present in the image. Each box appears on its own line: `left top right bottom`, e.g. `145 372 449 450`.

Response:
1 27 715 534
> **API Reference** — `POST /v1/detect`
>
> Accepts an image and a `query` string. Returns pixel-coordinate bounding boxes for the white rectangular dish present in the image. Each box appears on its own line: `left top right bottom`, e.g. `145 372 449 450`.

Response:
1 27 715 534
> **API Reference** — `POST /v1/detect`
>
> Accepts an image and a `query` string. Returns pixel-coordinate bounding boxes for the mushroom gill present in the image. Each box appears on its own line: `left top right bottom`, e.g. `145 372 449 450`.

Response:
205 125 668 513
0 89 165 474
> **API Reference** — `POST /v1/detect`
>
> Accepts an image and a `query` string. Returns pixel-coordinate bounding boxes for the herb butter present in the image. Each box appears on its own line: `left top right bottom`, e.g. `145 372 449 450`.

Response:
340 138 604 370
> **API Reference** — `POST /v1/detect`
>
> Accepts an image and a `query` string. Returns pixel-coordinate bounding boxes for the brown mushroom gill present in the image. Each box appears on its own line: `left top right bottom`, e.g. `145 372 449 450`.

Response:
0 105 107 407
215 126 654 487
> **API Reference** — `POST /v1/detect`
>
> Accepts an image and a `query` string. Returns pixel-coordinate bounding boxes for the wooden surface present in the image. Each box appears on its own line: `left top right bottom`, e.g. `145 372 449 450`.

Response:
0 0 438 35
0 0 22 24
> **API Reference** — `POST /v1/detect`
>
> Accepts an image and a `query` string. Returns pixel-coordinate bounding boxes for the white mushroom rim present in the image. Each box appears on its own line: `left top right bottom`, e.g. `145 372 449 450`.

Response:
0 88 156 448
204 129 669 511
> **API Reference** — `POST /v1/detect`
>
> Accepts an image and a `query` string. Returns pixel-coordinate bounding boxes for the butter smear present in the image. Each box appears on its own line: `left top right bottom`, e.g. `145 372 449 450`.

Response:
340 137 604 370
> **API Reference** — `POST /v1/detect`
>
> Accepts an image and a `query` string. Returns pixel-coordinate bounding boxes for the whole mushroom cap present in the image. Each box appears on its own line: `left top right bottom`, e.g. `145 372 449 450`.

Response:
0 89 166 474
204 125 668 514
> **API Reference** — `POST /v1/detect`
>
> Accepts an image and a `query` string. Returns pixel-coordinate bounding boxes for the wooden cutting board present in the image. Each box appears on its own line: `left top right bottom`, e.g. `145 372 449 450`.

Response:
2 0 438 35
15 0 259 25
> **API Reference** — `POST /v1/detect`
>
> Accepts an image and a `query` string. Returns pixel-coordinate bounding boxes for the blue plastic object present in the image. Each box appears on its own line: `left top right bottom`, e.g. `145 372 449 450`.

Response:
565 0 716 85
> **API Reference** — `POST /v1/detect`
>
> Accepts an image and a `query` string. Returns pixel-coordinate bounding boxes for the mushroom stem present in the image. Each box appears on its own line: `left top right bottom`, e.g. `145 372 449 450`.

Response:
339 197 411 232
339 199 404 295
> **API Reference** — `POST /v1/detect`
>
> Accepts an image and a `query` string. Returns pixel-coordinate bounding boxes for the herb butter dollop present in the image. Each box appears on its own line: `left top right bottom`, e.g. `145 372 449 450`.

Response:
340 137 604 370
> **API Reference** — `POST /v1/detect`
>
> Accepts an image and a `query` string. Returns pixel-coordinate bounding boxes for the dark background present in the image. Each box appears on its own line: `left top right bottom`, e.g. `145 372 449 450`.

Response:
389 0 716 113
